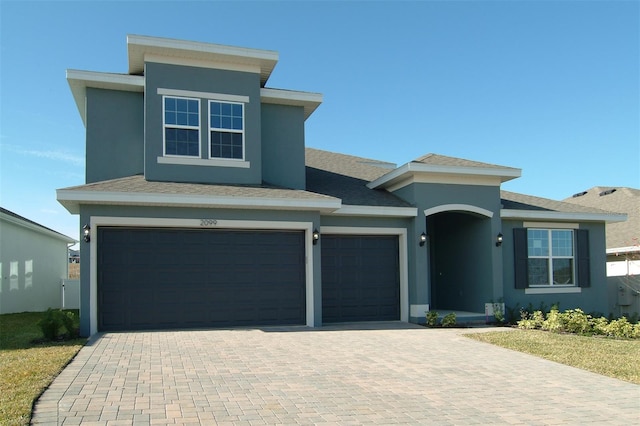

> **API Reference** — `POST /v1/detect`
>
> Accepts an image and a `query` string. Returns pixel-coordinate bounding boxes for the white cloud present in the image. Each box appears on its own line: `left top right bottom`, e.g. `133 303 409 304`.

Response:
1 144 84 167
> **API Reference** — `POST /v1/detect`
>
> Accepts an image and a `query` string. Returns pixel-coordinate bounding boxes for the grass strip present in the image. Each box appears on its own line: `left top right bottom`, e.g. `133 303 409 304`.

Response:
466 329 640 384
0 312 85 425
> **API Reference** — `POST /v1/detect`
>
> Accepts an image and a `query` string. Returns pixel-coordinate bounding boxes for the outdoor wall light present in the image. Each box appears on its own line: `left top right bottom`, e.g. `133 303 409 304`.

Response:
419 232 427 247
495 232 503 247
312 229 320 245
83 224 91 243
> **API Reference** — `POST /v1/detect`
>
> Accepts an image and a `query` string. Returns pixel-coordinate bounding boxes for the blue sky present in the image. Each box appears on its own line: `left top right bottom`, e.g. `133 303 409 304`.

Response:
1 0 638 245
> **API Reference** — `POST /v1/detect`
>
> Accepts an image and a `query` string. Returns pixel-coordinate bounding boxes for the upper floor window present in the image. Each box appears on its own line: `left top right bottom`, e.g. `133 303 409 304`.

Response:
209 101 244 160
163 96 200 157
527 229 574 286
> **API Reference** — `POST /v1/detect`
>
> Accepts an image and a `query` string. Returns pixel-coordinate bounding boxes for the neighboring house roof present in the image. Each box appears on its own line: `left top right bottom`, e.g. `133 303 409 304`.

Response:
500 191 626 223
57 175 342 214
562 187 640 252
0 207 76 244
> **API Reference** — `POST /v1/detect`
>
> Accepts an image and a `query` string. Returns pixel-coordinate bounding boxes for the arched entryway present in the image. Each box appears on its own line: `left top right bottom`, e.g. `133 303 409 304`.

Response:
425 205 494 313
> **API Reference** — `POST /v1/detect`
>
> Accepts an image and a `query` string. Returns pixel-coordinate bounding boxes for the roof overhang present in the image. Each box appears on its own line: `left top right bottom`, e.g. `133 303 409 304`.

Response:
0 210 77 244
127 34 279 86
57 189 342 215
67 69 144 125
606 246 640 255
501 209 627 223
328 205 418 217
368 162 522 190
260 88 323 120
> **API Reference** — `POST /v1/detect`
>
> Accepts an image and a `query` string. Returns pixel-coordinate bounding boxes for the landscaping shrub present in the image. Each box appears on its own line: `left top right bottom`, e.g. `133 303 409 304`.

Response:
517 307 640 340
426 311 439 327
441 312 456 327
36 309 79 341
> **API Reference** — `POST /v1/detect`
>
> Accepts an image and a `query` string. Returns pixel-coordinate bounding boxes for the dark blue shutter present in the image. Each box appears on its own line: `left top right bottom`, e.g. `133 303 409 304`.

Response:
514 228 528 289
576 229 590 288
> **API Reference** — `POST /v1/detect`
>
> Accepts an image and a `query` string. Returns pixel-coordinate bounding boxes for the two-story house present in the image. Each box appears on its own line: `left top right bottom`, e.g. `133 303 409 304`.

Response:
58 35 625 336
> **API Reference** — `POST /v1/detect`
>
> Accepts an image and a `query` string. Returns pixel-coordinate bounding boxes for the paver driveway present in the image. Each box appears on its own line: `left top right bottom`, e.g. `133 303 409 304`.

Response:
32 323 639 425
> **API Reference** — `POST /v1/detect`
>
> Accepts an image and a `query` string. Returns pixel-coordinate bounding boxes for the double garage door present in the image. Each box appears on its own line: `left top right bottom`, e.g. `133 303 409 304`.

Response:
98 228 400 331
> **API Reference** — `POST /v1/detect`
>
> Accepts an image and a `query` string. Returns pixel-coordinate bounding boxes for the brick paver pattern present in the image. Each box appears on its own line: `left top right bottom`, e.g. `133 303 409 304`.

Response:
32 323 639 425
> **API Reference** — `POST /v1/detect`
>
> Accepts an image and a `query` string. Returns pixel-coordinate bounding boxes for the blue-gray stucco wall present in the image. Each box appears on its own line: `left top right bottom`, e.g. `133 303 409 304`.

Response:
393 183 504 314
78 205 321 336
261 104 306 189
144 62 262 184
501 220 610 315
85 88 144 183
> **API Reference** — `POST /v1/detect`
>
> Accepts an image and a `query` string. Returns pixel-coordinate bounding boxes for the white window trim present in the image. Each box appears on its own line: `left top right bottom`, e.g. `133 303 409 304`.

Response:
87 216 317 336
157 156 250 168
525 287 582 295
158 87 250 104
319 226 409 323
527 228 576 287
162 95 201 158
208 100 246 161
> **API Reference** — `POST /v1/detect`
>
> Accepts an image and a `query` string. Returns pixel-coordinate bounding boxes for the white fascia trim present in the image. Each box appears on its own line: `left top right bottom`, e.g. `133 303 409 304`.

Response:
56 189 341 214
330 205 418 217
607 246 640 255
368 162 522 189
260 88 323 120
501 209 627 223
320 226 409 323
525 287 582 295
128 34 279 63
66 69 144 125
158 88 250 103
87 216 316 335
0 212 77 244
424 204 494 218
157 156 250 168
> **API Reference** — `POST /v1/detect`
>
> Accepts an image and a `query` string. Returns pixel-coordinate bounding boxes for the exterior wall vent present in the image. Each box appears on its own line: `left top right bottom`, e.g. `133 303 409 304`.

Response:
572 191 588 198
599 188 617 196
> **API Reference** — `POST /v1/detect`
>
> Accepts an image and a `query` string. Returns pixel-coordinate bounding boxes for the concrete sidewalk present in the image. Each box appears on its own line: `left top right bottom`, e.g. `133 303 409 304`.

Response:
32 323 639 425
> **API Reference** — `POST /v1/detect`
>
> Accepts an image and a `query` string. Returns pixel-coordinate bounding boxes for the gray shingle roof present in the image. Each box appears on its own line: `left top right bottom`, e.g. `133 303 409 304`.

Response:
414 153 519 172
305 148 413 207
61 174 337 201
500 190 617 215
562 187 639 250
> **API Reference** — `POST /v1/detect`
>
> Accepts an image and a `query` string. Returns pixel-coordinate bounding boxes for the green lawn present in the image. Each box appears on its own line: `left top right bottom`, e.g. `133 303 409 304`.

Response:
466 329 640 384
0 312 85 426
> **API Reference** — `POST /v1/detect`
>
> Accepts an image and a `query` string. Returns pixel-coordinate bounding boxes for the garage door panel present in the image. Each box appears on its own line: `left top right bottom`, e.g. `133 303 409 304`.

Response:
98 228 305 331
322 235 400 323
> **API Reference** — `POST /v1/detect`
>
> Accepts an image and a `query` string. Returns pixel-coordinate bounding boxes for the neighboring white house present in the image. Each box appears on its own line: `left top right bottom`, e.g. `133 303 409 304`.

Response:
0 207 77 314
564 187 640 316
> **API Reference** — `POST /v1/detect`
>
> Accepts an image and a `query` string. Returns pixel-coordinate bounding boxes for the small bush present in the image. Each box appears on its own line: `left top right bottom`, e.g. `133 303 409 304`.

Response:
605 317 635 339
426 311 439 327
562 309 591 335
36 309 79 341
441 312 457 327
518 310 545 330
37 309 61 340
590 316 609 336
541 309 565 333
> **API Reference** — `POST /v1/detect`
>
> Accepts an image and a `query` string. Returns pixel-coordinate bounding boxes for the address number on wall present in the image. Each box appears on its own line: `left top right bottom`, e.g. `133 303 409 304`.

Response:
200 219 218 227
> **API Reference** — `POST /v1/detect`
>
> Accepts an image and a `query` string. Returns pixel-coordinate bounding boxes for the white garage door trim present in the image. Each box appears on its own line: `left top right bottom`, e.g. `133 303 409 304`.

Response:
87 216 316 335
320 226 409 322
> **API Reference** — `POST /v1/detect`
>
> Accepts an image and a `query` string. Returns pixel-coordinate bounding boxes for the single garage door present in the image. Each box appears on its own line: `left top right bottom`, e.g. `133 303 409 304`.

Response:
321 235 400 323
98 227 305 331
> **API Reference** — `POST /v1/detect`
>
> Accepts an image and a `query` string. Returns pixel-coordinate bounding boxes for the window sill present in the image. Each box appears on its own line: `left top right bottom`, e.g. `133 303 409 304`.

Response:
157 156 250 168
525 287 582 295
